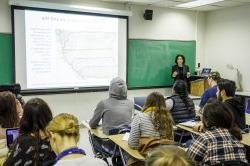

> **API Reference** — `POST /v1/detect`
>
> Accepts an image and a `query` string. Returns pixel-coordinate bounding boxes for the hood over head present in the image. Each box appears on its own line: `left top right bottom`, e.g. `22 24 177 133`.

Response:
109 77 127 100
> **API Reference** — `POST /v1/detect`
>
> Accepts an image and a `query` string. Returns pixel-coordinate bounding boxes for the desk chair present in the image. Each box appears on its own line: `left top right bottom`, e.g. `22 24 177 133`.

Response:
175 118 197 145
110 128 131 166
134 96 175 111
88 127 130 166
134 97 146 111
245 99 250 130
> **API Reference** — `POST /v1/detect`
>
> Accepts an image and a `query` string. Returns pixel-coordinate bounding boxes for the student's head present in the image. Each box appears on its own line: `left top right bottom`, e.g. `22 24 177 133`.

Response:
143 92 167 109
20 98 53 135
47 113 79 154
0 91 20 128
217 79 236 101
175 54 185 66
146 146 191 166
143 92 174 139
172 80 188 97
202 99 241 140
109 77 127 100
207 71 221 86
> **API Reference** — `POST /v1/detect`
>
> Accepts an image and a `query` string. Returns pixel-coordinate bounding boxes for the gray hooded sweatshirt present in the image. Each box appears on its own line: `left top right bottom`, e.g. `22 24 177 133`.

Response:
89 77 133 135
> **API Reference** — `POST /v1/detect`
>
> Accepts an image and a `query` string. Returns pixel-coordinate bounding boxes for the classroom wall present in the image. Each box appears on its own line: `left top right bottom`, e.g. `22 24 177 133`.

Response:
0 0 205 120
204 5 250 91
0 0 12 33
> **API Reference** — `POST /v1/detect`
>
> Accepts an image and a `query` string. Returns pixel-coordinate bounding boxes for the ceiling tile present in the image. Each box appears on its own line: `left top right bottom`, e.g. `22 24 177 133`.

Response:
191 5 222 11
154 0 193 8
102 0 162 5
229 0 250 2
211 0 248 7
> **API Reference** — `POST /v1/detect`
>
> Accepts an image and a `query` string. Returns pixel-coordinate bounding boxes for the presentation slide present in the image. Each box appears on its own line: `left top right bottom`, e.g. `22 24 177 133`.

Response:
14 9 127 91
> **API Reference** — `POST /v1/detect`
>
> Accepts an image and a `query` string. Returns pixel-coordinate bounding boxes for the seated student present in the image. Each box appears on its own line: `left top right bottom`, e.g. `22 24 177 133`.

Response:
128 92 174 149
0 91 21 139
89 77 133 134
199 71 221 110
89 77 133 164
47 113 107 166
146 146 192 166
217 79 246 129
4 98 56 166
166 80 196 124
187 100 247 165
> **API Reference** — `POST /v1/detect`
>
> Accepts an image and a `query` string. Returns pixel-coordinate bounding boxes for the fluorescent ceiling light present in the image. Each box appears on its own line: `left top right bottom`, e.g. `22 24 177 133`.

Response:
176 0 224 8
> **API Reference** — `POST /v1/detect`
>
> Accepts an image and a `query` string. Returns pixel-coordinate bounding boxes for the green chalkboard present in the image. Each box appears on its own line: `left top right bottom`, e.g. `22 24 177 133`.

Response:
0 33 14 84
128 39 196 88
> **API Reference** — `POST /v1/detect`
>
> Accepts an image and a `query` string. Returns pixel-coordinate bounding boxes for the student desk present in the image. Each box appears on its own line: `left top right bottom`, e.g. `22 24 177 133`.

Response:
242 133 250 147
0 139 8 165
176 124 250 147
89 129 108 139
176 124 200 144
108 134 145 161
235 91 250 98
81 120 108 139
176 124 200 135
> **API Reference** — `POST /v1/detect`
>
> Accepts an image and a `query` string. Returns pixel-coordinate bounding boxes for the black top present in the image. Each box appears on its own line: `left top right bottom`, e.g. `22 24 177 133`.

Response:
172 65 189 81
4 134 56 166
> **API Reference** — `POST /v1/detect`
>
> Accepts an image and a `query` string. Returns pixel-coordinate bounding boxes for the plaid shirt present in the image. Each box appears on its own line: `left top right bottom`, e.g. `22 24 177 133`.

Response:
187 127 247 165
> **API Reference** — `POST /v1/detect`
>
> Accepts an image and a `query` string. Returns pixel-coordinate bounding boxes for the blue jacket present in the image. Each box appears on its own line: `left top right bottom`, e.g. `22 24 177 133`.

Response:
199 85 218 108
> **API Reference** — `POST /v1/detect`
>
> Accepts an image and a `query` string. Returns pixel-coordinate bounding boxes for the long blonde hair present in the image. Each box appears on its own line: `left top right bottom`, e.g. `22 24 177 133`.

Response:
47 113 80 142
143 92 174 139
146 146 191 166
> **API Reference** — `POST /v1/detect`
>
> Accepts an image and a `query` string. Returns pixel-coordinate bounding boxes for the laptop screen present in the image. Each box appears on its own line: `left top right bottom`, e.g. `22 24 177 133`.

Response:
201 68 211 76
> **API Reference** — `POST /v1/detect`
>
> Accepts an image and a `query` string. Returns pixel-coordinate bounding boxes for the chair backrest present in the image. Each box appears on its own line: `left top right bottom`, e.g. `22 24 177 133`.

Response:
108 126 131 135
134 96 146 111
246 98 250 114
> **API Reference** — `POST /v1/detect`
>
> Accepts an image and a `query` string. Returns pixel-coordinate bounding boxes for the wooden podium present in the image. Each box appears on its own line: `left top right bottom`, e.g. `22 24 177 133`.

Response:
190 78 209 96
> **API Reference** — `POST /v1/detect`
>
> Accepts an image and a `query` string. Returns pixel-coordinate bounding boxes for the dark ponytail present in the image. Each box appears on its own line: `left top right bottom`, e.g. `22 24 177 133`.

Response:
203 99 242 140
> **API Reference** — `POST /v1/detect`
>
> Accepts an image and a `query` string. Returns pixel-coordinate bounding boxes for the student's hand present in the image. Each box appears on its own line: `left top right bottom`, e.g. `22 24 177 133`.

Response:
193 122 204 132
187 72 191 78
172 71 178 77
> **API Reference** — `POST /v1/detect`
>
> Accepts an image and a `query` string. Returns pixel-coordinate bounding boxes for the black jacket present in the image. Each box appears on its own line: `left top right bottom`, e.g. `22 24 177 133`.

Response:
224 97 246 129
172 65 189 81
169 95 196 124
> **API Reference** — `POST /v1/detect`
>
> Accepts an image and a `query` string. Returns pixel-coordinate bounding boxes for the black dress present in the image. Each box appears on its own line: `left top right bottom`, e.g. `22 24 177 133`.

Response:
4 134 56 166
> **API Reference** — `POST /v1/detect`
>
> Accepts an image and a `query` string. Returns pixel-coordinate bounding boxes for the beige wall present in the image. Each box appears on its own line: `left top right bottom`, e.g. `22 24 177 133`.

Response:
204 5 250 91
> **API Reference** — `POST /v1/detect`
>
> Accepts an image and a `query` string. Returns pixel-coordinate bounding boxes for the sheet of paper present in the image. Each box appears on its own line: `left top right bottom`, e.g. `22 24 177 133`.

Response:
179 121 198 127
122 132 130 141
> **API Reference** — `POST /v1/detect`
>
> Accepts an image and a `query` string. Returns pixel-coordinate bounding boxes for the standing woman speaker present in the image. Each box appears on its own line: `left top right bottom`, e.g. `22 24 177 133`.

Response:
172 54 190 83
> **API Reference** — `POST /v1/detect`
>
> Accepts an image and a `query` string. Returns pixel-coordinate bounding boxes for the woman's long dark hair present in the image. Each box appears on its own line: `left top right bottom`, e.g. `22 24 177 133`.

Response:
143 92 174 139
202 99 242 140
175 54 186 65
19 98 53 165
173 80 190 109
0 91 19 128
